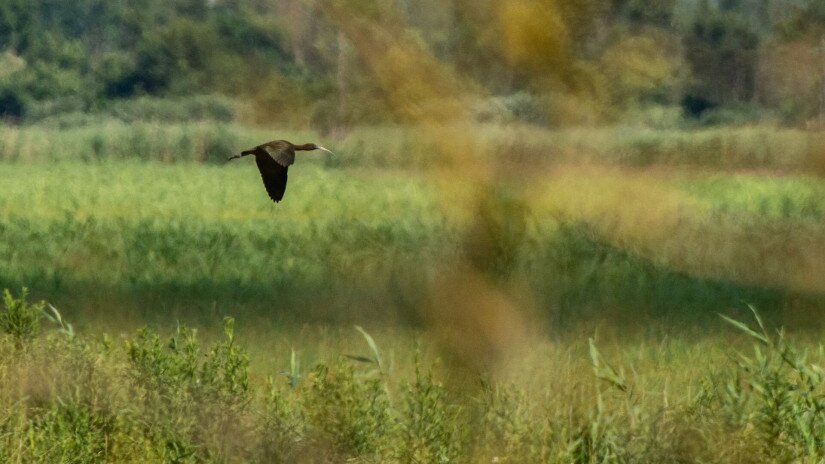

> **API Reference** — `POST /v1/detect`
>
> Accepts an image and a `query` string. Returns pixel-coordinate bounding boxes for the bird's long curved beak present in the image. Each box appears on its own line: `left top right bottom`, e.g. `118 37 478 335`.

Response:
317 146 334 155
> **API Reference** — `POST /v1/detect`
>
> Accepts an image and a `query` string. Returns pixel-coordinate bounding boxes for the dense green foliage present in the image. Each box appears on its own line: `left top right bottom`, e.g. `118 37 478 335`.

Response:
1 0 823 125
0 0 297 119
2 289 825 463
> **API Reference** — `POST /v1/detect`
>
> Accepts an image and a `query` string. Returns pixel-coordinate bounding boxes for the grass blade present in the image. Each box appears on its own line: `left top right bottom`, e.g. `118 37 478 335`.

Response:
589 338 627 392
719 314 769 345
355 325 382 373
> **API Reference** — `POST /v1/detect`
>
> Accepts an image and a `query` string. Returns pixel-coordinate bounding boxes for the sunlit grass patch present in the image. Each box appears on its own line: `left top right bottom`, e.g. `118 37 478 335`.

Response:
680 173 825 221
529 165 825 295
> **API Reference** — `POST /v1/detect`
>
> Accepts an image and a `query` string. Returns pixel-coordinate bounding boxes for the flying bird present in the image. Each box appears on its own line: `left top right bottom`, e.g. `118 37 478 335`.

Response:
228 140 334 203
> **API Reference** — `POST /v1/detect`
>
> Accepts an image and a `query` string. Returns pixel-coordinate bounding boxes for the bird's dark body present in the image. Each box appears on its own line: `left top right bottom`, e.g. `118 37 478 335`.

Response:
254 151 289 202
229 140 331 203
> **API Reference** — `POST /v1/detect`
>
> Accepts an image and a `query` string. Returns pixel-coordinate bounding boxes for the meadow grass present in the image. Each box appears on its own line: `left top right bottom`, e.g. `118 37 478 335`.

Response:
682 173 825 221
1 160 824 330
0 162 444 324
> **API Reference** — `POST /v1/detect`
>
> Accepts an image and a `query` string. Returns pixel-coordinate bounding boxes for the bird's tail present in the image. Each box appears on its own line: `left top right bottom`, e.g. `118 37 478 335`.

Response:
228 150 255 161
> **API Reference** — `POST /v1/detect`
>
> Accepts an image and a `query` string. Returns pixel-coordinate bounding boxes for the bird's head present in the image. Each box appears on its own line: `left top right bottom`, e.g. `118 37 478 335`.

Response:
295 143 334 155
310 143 334 155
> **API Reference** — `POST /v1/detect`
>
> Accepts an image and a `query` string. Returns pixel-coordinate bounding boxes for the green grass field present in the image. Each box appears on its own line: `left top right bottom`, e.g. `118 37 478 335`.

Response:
3 123 825 462
3 159 821 327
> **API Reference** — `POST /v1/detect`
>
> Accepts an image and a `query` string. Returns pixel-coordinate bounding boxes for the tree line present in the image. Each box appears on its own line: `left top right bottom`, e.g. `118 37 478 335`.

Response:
0 0 823 126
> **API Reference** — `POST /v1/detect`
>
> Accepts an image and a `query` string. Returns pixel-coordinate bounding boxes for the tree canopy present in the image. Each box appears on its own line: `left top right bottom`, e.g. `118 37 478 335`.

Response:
0 0 823 126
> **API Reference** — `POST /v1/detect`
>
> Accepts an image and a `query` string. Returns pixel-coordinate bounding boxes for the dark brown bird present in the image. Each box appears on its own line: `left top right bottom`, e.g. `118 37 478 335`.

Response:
228 140 334 203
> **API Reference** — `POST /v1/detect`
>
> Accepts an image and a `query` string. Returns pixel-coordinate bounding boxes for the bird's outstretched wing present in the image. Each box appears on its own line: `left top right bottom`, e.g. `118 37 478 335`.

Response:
255 153 289 203
262 140 296 167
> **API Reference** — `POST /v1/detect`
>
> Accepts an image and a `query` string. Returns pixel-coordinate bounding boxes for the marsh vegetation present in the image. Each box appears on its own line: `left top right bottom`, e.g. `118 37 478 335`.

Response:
3 0 825 462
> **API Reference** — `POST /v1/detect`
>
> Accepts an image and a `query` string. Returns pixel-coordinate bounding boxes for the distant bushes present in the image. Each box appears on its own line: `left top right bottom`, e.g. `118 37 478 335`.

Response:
696 102 774 127
0 122 319 164
106 95 236 123
24 94 237 127
2 121 823 172
331 123 825 172
471 92 548 125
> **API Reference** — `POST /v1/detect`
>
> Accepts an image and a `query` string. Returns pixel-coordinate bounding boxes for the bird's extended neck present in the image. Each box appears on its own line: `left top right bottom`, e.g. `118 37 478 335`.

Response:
293 143 316 151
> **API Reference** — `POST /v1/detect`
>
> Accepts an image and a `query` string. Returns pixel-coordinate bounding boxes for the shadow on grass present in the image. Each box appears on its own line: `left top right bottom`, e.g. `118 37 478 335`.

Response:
4 220 812 333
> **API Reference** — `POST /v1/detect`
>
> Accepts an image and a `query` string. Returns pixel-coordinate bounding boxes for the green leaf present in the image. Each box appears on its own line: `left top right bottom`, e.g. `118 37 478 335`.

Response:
288 348 300 389
719 314 769 345
355 325 383 373
589 338 627 392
